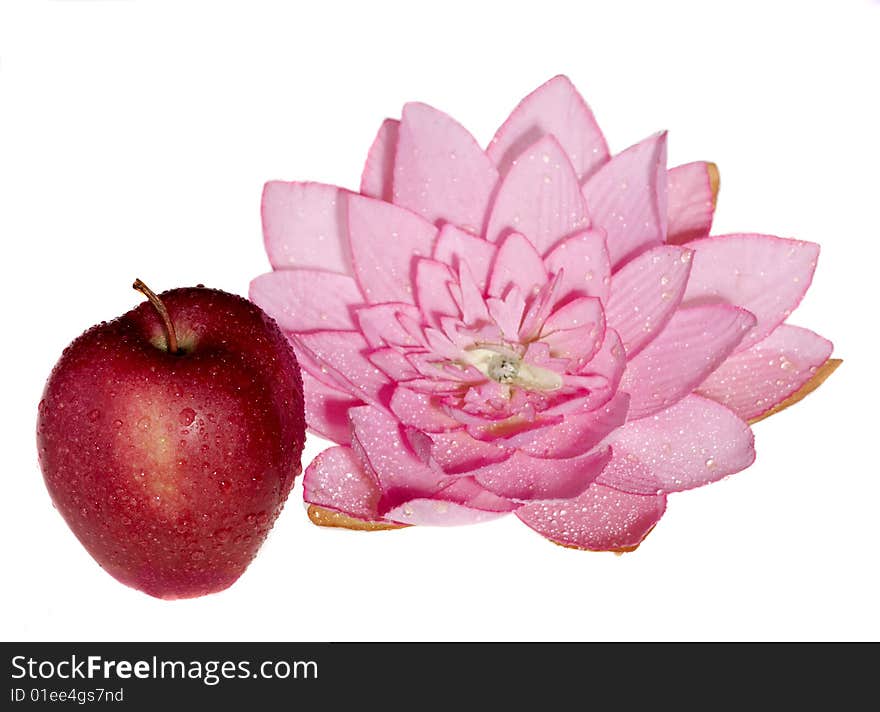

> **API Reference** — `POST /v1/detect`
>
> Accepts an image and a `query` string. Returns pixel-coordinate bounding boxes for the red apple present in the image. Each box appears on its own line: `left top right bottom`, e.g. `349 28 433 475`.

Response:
36 280 305 599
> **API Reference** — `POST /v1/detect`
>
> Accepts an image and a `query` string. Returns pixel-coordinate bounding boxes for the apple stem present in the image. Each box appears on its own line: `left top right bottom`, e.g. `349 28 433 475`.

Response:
132 278 179 354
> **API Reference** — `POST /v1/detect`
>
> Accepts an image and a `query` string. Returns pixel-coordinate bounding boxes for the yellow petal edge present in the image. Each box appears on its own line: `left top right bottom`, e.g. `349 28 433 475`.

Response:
306 504 407 531
707 161 720 207
748 358 842 425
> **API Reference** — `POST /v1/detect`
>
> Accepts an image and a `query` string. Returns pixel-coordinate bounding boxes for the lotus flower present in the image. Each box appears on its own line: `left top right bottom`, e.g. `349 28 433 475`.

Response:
250 76 838 551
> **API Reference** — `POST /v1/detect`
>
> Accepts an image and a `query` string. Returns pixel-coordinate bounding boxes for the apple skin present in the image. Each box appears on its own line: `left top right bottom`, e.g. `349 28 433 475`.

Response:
36 286 305 599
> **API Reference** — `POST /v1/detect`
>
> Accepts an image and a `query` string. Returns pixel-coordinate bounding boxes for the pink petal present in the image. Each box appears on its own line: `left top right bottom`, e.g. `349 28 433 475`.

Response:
457 263 491 325
389 386 462 432
432 224 497 291
384 487 513 526
540 296 605 362
542 295 604 333
683 234 820 351
603 245 693 356
303 445 382 521
249 270 363 332
486 287 527 341
349 406 442 510
666 161 717 244
486 135 590 254
393 102 499 232
516 483 666 551
472 447 611 501
487 232 548 299
348 195 437 304
428 430 511 474
262 181 353 274
545 328 626 414
582 132 668 267
543 228 611 303
519 272 565 340
360 118 399 202
620 304 756 420
518 392 630 459
301 370 361 445
415 258 459 327
437 477 520 512
598 394 755 494
355 302 423 348
367 347 419 382
487 75 609 182
295 331 391 407
697 324 834 421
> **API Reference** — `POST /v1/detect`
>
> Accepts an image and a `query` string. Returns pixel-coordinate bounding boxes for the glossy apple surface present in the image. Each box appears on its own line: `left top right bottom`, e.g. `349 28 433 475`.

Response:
36 285 305 599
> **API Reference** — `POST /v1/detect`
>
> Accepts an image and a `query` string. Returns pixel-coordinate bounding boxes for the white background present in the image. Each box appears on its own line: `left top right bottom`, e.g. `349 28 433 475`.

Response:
1 0 877 642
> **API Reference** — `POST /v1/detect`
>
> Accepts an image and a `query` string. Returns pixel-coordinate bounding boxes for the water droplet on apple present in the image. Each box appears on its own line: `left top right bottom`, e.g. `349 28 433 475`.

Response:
178 407 196 426
213 528 231 542
137 417 150 431
87 409 100 422
113 419 123 429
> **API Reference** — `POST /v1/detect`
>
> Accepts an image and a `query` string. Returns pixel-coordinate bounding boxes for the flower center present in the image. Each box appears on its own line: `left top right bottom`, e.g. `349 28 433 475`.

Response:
487 354 519 383
464 347 562 391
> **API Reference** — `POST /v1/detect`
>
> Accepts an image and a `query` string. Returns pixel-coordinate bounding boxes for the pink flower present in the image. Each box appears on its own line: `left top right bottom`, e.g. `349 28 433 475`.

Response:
250 76 837 550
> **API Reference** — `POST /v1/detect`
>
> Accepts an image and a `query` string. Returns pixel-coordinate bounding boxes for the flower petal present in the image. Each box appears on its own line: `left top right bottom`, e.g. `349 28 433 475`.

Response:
393 102 498 232
540 296 605 362
295 331 391 407
249 270 363 332
582 132 668 267
620 304 756 420
543 228 611 303
666 161 718 244
683 234 819 350
300 370 361 445
303 445 382 521
486 287 527 341
262 181 353 273
384 478 516 526
348 195 437 304
390 386 463 432
349 406 443 511
603 245 693 356
360 118 399 202
486 135 590 254
697 324 834 422
306 506 404 531
518 392 630 459
598 394 755 494
545 328 626 415
355 302 423 348
432 224 497 291
472 447 611 501
748 358 841 425
487 75 609 182
487 232 547 299
415 258 459 327
516 483 666 551
428 430 511 474
367 347 419 382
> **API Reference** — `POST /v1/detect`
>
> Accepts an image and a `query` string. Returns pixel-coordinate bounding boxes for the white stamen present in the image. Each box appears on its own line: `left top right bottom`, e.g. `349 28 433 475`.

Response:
463 347 562 391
